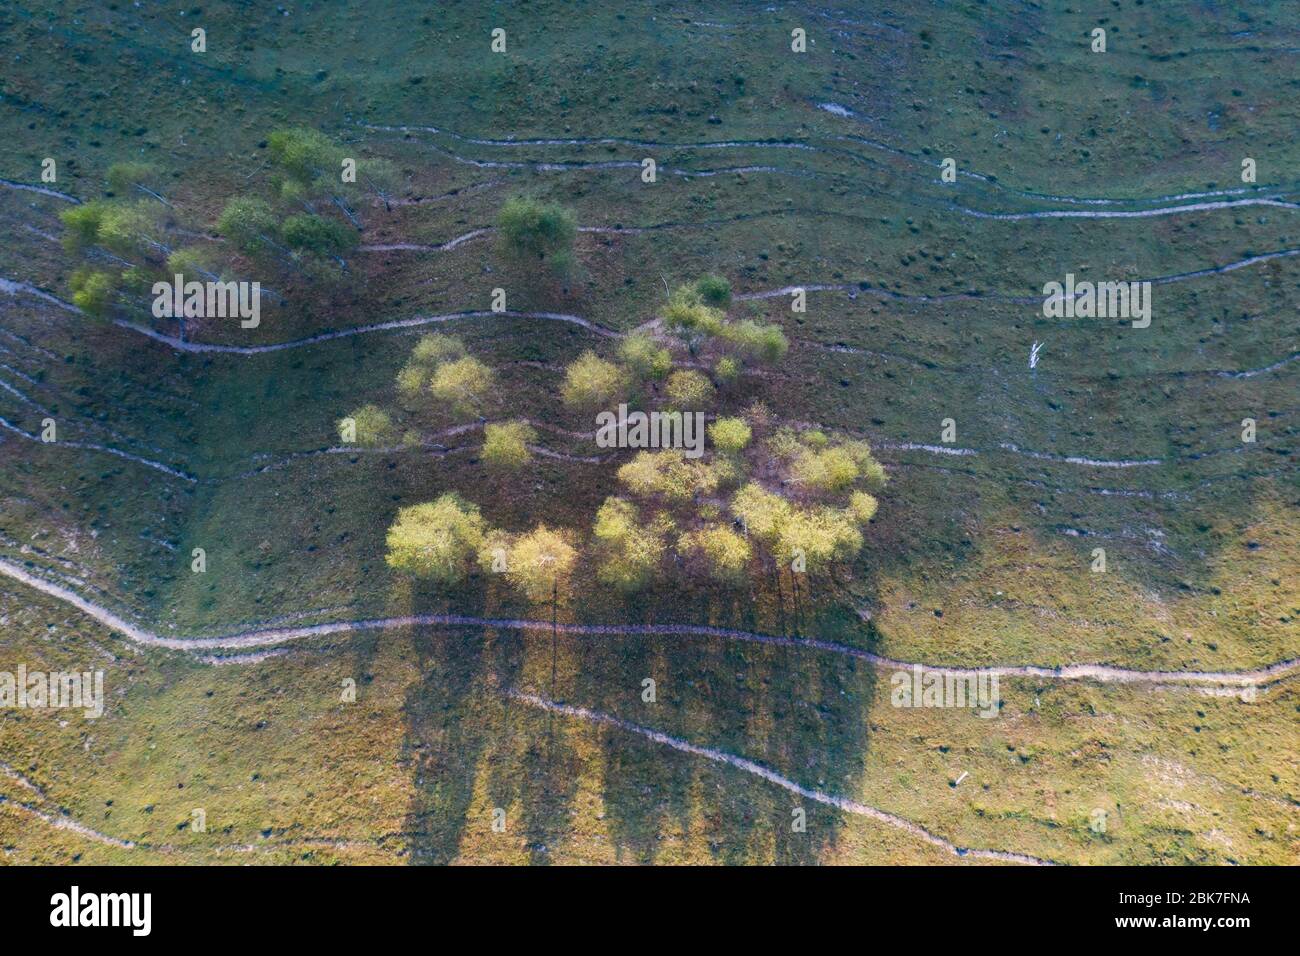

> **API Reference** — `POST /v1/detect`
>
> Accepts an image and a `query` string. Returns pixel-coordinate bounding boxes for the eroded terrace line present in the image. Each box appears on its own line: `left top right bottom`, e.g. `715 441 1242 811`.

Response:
1 556 1294 689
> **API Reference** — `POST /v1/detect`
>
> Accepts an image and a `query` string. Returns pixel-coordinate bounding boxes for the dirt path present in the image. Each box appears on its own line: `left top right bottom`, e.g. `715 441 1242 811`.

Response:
360 118 1299 211
0 414 197 482
2 556 1293 688
108 308 620 354
507 690 1055 865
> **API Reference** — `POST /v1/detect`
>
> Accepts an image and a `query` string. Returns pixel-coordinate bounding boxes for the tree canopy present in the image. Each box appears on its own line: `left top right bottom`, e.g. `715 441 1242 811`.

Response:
385 494 487 583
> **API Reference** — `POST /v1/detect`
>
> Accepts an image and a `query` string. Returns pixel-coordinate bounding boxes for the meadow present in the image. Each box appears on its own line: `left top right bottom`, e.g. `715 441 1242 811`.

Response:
0 1 1295 864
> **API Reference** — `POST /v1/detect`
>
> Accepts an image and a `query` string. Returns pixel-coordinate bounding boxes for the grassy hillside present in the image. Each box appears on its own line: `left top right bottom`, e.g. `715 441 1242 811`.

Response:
0 1 1296 864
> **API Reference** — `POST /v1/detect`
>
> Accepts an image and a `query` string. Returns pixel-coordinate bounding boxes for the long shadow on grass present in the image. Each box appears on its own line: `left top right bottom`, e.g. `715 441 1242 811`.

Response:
558 577 876 864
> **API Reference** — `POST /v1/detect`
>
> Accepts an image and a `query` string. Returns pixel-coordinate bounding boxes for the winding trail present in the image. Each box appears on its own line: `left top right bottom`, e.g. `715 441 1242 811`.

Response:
360 227 493 253
960 196 1300 221
507 690 1054 865
0 793 137 849
0 414 197 482
737 247 1300 309
0 179 80 203
109 307 620 354
0 285 1286 478
360 118 1300 212
1 556 1293 689
9 252 1298 374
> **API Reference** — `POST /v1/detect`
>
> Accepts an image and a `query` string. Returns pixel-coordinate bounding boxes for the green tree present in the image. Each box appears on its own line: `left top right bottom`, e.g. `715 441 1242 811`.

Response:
338 404 396 447
848 491 879 524
561 351 627 410
397 334 467 400
497 195 576 275
429 356 496 419
618 450 718 503
482 420 536 470
618 332 673 380
385 493 488 583
694 273 732 308
729 482 793 543
663 286 724 354
60 201 111 251
217 196 280 256
714 356 740 385
678 524 751 584
721 319 789 364
282 213 358 256
411 333 466 367
791 445 860 492
664 369 715 410
107 162 168 206
502 525 579 605
708 417 752 454
268 128 345 200
773 506 863 571
592 497 670 591
61 200 161 260
69 269 117 317
166 246 223 282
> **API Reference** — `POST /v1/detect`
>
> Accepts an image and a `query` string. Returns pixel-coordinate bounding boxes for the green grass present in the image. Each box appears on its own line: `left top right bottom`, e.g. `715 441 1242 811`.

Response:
0 0 1296 864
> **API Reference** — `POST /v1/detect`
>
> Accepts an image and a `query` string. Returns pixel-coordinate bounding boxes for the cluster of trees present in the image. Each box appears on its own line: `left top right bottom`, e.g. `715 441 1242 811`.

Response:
214 128 398 276
374 268 886 614
62 163 183 315
595 407 885 592
61 129 402 317
558 275 787 418
386 493 577 606
381 406 886 610
339 331 541 471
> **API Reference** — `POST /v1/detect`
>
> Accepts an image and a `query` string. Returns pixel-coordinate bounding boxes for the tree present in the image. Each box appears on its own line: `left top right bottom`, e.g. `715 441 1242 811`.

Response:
678 524 751 584
397 334 466 400
773 506 862 571
694 273 732 308
617 450 718 503
730 482 793 543
848 491 879 524
618 332 673 380
282 213 358 256
721 319 789 364
714 356 740 385
791 445 860 492
411 333 466 367
429 356 496 419
267 128 345 201
501 525 578 605
338 404 396 447
385 493 487 583
167 246 223 282
107 162 168 206
663 286 724 354
217 196 280 256
482 420 536 470
61 200 162 260
708 417 752 454
69 269 117 316
664 369 715 410
561 351 627 410
497 195 576 275
592 497 670 591
60 201 111 251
